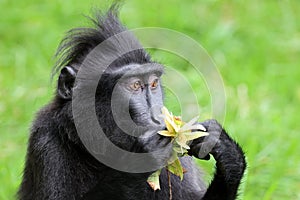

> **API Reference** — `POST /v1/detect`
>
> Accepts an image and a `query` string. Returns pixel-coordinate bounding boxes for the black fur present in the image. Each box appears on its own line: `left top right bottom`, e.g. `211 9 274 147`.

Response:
18 5 246 200
52 4 151 76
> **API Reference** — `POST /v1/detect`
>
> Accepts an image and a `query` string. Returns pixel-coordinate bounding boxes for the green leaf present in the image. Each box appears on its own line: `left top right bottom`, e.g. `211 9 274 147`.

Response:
167 158 184 180
147 169 162 191
167 150 179 164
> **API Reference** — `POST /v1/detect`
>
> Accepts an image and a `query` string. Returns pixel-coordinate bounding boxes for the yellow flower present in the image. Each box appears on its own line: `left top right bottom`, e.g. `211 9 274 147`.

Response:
147 106 209 190
158 107 208 155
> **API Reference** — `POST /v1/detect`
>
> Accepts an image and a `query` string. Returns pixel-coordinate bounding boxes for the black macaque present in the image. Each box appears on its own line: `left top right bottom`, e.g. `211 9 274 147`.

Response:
18 5 246 200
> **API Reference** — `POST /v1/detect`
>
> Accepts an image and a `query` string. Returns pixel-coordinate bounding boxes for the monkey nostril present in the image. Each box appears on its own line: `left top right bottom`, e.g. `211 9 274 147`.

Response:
151 115 161 125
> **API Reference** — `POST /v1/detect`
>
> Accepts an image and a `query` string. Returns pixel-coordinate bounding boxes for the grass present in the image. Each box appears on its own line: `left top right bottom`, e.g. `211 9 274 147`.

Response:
1 0 300 199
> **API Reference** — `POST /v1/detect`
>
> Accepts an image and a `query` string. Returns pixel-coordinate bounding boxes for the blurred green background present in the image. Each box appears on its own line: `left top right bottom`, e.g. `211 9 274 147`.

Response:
1 0 299 199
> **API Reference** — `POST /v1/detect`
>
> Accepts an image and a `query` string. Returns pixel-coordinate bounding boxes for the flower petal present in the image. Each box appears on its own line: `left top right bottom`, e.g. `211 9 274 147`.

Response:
179 116 200 132
176 138 190 150
183 131 209 141
158 130 176 137
189 124 207 132
162 107 182 132
163 118 174 133
165 115 180 132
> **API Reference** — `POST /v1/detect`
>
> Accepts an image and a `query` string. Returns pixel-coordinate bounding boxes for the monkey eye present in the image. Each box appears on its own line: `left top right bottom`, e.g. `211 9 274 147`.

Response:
130 80 143 91
150 78 159 90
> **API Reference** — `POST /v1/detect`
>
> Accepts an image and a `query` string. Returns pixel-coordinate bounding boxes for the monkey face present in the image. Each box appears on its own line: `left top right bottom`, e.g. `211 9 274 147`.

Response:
104 63 165 136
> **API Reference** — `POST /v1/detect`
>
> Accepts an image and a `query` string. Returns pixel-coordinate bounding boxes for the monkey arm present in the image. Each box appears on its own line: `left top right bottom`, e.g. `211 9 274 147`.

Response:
188 120 247 200
19 125 91 200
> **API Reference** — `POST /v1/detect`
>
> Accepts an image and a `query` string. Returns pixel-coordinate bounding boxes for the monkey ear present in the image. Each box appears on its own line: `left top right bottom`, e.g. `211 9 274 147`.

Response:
57 66 77 100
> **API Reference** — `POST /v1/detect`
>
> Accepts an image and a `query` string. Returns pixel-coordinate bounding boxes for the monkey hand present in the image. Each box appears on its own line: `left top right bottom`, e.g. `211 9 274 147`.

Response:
188 119 246 192
188 119 223 160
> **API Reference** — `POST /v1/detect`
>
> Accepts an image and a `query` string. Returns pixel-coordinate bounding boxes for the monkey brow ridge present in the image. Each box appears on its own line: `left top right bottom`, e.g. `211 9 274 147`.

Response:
105 63 164 77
